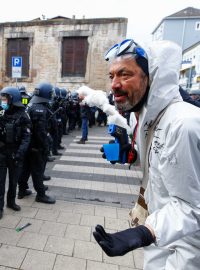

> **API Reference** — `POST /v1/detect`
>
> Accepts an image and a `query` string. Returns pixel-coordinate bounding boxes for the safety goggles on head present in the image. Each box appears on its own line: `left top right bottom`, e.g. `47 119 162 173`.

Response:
104 39 148 61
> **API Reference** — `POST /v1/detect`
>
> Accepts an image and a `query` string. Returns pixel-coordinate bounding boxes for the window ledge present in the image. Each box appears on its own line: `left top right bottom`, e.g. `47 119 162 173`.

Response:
58 77 88 83
3 77 32 83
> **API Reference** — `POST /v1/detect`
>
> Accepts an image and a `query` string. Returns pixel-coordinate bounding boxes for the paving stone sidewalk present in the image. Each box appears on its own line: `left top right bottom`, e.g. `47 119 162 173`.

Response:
0 197 144 270
0 126 144 270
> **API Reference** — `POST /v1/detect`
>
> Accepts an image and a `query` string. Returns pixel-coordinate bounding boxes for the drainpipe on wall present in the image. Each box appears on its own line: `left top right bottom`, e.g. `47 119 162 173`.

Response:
181 20 186 50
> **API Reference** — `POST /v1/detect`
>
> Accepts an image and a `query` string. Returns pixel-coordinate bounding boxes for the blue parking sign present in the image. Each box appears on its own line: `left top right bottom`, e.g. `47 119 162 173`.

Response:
12 57 22 78
12 57 22 67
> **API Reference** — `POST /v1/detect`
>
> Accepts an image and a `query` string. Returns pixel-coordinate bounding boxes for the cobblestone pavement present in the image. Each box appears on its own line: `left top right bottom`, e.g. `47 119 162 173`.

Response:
0 125 144 270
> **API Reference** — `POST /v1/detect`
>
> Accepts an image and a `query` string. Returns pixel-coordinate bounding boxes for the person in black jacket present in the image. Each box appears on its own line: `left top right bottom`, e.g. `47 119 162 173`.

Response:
0 87 31 219
77 100 90 144
68 92 81 132
51 87 65 153
179 86 200 108
60 88 70 135
18 82 56 204
96 108 107 126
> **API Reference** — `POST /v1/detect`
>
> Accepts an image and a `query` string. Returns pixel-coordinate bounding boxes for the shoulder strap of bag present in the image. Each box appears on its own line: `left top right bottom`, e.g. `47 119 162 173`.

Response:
138 101 180 210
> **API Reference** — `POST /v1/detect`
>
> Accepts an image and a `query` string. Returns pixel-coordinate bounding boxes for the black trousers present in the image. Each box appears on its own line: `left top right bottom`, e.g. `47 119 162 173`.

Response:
18 149 46 196
68 115 77 131
50 128 59 154
57 121 63 146
0 152 22 210
62 114 68 134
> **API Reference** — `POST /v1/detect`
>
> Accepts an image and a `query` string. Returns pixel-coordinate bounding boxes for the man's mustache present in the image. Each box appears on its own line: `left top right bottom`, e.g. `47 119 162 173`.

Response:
113 90 126 96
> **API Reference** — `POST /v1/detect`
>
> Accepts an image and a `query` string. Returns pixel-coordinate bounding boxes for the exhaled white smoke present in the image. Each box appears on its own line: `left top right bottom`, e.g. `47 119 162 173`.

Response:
77 86 132 135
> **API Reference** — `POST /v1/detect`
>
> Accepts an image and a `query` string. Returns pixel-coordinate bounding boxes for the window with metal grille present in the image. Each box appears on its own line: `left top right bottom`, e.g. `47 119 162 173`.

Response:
62 37 88 77
6 38 30 78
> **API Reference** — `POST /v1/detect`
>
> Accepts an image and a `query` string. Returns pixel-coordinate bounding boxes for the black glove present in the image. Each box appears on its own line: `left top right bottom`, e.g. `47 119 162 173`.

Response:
93 224 154 257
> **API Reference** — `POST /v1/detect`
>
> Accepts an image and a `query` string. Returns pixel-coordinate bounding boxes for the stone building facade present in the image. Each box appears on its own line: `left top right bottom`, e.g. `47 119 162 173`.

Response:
0 16 127 92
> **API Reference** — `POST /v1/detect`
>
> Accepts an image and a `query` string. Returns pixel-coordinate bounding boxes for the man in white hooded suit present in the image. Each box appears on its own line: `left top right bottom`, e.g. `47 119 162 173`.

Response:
93 39 200 269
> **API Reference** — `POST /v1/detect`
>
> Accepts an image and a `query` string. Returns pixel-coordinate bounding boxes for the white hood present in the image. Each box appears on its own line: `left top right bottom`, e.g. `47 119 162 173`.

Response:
137 40 183 169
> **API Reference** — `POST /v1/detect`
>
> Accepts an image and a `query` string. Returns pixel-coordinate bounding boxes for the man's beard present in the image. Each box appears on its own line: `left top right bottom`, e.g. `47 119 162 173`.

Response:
114 99 133 112
114 86 149 113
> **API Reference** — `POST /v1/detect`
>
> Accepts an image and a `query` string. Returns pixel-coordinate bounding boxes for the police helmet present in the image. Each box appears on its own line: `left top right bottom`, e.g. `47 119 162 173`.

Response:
19 85 27 94
31 82 53 103
53 87 61 98
0 87 23 107
71 91 79 100
60 88 67 98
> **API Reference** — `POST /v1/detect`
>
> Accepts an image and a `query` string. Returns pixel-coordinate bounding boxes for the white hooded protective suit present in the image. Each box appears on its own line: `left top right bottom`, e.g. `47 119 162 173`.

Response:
136 40 200 270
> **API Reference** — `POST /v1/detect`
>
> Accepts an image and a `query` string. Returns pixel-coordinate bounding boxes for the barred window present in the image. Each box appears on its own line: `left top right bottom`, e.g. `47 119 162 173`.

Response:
6 38 30 78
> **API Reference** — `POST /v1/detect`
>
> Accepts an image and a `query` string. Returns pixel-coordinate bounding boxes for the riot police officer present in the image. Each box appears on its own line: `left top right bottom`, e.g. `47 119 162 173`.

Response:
18 82 56 204
68 91 81 131
0 87 31 219
60 88 70 135
19 86 31 106
51 87 65 153
47 95 61 157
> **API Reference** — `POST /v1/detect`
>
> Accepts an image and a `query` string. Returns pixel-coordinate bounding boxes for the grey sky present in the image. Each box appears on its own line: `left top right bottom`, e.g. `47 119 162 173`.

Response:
1 0 200 43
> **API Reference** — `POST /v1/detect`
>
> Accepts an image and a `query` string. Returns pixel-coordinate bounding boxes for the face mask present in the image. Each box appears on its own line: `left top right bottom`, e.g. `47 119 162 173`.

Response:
1 101 9 111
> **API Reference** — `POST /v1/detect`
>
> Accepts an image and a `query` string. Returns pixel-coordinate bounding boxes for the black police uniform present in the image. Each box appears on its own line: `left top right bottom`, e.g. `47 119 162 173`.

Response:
68 94 81 131
0 88 31 217
18 82 55 204
47 103 60 156
60 88 70 135
51 96 64 152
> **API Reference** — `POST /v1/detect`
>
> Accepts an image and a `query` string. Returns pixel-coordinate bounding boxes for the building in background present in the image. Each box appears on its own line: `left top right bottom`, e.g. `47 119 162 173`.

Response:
179 41 200 91
0 16 127 92
152 7 200 50
152 6 200 91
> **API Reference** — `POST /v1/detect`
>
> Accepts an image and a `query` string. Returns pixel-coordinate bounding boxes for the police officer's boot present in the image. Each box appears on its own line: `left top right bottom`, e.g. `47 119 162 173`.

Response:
18 189 32 199
0 182 5 218
0 196 4 219
7 190 21 210
47 155 55 162
7 202 21 211
35 194 56 204
52 151 62 156
58 145 65 150
0 209 3 219
43 175 51 181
